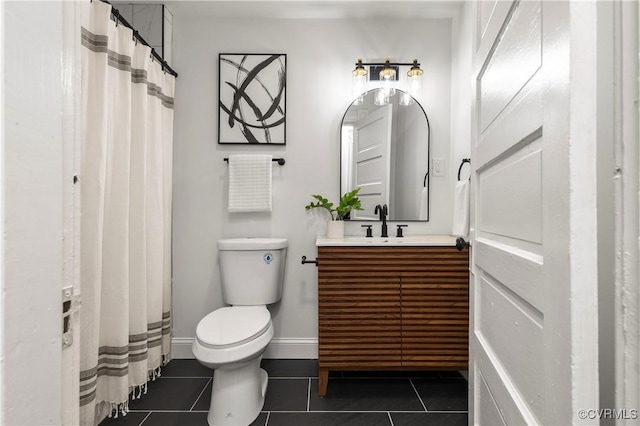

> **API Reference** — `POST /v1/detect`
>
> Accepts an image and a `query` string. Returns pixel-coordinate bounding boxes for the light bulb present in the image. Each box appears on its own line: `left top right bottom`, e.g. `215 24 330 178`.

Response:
406 59 423 98
352 59 368 100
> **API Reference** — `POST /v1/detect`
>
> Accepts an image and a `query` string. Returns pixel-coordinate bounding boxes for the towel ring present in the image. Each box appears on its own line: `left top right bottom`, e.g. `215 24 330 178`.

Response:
457 158 471 181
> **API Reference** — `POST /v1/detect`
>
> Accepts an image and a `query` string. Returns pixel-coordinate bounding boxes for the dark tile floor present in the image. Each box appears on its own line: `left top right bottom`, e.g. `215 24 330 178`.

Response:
100 359 468 426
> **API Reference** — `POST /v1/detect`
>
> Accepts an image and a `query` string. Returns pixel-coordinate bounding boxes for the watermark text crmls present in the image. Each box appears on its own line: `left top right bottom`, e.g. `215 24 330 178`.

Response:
577 409 638 420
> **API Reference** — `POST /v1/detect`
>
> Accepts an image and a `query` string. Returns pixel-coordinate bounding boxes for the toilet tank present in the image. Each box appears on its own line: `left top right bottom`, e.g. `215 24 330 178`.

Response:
218 238 288 305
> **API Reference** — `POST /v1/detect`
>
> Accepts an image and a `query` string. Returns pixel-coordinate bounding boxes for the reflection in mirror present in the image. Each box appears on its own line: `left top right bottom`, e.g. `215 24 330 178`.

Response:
340 89 430 221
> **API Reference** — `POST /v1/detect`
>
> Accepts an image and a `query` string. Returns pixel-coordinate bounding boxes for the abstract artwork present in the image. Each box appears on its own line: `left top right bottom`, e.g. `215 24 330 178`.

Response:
218 53 287 144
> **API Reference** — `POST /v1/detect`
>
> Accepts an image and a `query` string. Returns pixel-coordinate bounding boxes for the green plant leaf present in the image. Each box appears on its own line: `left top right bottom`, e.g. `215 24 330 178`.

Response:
304 194 336 220
305 188 363 221
336 188 363 220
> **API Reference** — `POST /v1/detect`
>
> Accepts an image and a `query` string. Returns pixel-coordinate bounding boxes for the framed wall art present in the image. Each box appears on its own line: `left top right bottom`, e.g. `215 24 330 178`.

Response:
218 53 287 144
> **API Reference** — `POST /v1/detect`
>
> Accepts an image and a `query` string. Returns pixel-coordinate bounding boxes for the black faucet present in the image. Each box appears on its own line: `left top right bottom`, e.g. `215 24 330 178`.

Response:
374 204 389 237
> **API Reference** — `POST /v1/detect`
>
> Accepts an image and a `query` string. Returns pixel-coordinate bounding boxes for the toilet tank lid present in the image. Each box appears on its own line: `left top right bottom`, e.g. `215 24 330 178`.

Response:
218 237 288 250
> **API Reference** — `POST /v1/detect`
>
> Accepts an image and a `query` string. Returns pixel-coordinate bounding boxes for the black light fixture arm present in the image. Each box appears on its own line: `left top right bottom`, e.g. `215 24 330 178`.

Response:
355 61 420 67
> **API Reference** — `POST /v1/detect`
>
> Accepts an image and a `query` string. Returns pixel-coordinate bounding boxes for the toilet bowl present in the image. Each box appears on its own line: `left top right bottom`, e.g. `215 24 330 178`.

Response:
193 306 274 426
192 238 287 426
193 306 274 367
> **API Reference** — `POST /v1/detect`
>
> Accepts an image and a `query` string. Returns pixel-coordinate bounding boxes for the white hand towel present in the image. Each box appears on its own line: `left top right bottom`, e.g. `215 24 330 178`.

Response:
452 180 470 237
228 154 273 212
419 187 429 220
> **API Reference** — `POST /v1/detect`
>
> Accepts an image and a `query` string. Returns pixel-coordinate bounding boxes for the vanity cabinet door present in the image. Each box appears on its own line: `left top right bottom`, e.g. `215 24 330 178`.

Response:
317 247 402 368
400 247 469 368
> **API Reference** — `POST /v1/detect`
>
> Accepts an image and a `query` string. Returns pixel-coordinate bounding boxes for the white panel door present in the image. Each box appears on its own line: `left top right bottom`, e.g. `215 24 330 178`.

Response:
470 1 598 424
351 103 392 220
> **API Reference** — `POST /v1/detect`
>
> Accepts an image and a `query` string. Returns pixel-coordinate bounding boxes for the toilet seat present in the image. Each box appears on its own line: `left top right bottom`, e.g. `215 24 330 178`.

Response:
196 306 271 349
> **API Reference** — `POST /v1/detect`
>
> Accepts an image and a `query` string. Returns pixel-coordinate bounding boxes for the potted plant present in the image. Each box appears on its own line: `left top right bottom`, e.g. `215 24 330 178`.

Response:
305 188 363 238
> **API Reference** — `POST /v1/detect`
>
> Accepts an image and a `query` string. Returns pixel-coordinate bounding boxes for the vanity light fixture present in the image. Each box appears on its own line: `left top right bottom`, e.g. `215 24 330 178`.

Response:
351 58 424 105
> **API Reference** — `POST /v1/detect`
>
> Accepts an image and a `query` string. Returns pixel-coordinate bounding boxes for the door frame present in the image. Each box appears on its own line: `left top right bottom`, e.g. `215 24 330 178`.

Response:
614 0 640 421
62 1 83 424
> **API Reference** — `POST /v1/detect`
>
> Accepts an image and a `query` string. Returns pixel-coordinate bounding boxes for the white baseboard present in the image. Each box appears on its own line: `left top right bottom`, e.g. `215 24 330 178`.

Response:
171 337 318 360
263 338 318 359
171 337 196 359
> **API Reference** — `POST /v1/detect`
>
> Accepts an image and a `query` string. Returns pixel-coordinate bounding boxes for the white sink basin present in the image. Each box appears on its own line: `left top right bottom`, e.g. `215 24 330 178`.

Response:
316 235 458 247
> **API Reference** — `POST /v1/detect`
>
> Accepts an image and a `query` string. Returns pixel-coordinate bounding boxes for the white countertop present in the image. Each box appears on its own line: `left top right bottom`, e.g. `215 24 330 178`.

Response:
316 234 458 247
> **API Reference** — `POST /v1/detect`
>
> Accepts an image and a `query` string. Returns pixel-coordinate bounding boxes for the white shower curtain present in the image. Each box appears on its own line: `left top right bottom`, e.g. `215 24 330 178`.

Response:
78 1 174 424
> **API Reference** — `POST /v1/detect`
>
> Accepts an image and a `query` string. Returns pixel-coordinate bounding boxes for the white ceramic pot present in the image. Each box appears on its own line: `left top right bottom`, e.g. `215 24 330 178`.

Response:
326 221 345 239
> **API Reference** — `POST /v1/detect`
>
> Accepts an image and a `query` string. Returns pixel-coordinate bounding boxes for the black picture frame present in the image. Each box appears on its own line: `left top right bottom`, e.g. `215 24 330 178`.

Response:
218 53 287 144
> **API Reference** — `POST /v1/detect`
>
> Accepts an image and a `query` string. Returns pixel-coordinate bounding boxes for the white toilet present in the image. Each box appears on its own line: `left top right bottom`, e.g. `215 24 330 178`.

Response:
192 237 288 426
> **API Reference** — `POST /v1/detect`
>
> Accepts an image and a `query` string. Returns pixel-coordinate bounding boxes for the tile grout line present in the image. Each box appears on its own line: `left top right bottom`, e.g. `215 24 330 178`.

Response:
152 376 212 379
262 410 428 414
306 378 311 412
137 411 152 426
270 376 319 380
409 379 429 412
387 411 395 426
134 410 209 412
189 377 212 411
264 411 270 426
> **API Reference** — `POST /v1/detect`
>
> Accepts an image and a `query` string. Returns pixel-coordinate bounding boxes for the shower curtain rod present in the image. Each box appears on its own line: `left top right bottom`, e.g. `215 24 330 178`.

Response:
98 0 179 78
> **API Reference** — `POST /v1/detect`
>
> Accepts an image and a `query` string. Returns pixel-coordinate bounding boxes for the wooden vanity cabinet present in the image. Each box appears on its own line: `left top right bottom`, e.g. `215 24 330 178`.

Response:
317 245 469 396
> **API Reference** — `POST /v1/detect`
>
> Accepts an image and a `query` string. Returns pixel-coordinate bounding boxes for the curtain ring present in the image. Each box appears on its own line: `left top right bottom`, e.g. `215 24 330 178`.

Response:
133 30 138 45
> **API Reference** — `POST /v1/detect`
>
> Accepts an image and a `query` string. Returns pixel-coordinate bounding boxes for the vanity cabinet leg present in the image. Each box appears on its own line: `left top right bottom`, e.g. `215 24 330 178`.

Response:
318 367 329 397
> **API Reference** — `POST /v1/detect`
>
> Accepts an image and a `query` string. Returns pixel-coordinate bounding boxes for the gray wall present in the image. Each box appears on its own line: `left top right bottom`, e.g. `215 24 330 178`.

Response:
171 15 454 356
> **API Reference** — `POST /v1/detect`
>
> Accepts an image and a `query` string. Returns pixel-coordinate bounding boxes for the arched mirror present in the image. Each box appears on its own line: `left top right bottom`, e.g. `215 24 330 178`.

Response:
340 89 430 221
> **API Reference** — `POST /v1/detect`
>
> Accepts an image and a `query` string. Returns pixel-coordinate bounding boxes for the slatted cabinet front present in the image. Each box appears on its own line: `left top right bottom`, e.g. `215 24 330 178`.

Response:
317 245 469 396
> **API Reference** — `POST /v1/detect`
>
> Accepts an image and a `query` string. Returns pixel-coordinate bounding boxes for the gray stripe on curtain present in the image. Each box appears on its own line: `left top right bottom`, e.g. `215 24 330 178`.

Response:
129 352 149 362
97 356 129 366
148 340 163 349
80 366 98 381
78 312 172 405
147 320 163 330
98 346 129 355
80 27 107 52
129 332 148 342
80 380 97 393
80 390 96 406
81 26 175 109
